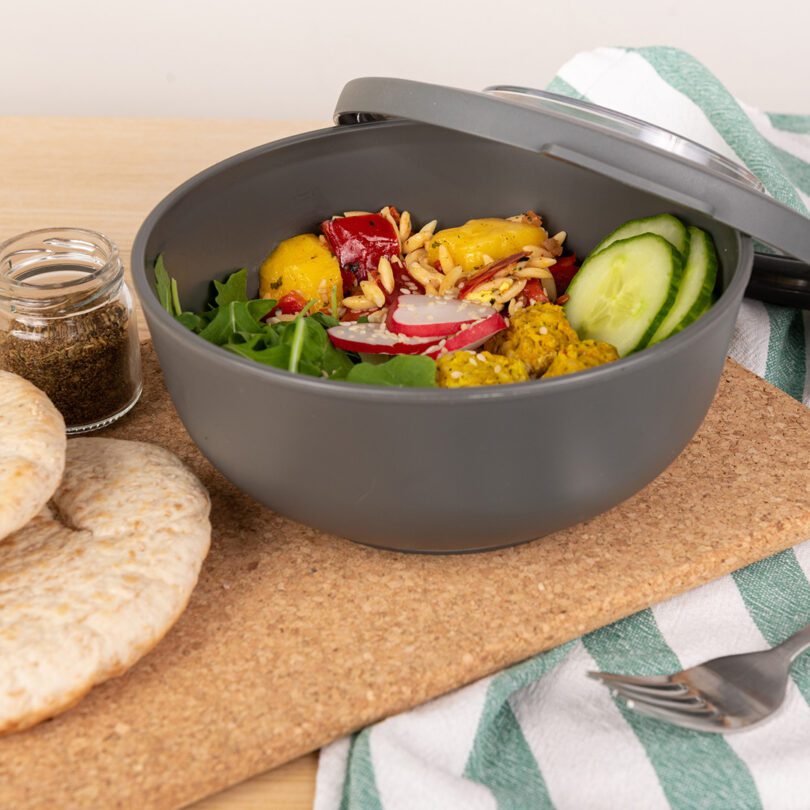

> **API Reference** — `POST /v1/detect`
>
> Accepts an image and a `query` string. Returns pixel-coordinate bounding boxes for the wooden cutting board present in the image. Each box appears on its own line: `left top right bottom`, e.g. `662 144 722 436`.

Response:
2 342 809 809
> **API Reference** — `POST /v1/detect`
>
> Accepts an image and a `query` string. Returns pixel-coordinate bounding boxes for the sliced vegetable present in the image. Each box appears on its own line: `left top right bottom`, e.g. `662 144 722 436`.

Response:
591 214 690 259
457 252 531 300
386 295 496 338
327 322 441 355
439 312 507 354
321 214 400 285
564 234 683 356
650 226 718 344
427 218 546 274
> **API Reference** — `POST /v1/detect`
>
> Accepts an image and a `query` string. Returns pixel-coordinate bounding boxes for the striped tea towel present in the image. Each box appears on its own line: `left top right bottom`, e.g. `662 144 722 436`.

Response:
314 47 810 810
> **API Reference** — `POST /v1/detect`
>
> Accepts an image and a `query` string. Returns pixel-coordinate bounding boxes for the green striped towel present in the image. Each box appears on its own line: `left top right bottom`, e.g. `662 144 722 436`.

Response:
314 47 810 810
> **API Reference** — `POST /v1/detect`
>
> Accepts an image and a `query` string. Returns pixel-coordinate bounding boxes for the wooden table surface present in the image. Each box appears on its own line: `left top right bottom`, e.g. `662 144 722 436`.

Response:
0 116 323 809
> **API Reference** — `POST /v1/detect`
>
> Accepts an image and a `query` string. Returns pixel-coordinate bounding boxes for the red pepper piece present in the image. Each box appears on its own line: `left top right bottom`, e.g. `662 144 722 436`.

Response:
274 291 307 315
321 214 400 284
523 279 550 305
550 254 578 295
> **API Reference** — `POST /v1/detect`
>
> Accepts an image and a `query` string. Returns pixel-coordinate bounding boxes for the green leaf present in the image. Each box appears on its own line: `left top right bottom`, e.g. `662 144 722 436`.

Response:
321 339 355 378
345 355 437 387
357 352 389 365
213 268 249 307
311 311 339 330
224 334 291 368
198 299 276 345
154 254 174 314
156 255 357 381
175 311 206 331
170 278 182 316
287 314 307 373
274 314 353 378
329 283 339 320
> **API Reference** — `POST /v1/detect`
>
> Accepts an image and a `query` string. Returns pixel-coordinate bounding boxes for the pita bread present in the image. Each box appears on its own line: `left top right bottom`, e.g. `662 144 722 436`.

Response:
0 370 65 542
0 437 211 735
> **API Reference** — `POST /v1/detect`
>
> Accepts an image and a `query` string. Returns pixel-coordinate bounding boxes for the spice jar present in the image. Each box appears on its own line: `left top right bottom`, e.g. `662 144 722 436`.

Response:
0 227 142 433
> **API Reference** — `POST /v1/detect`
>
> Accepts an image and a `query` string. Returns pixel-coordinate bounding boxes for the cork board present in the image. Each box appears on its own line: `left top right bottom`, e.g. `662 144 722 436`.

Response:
2 343 810 810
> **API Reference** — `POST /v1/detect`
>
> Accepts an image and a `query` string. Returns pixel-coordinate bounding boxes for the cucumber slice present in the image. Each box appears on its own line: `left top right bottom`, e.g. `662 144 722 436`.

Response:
592 214 690 259
564 233 683 356
649 226 718 345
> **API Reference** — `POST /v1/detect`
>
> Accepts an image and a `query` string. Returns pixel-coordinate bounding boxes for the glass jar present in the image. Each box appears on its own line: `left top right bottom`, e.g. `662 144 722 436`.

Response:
0 227 142 433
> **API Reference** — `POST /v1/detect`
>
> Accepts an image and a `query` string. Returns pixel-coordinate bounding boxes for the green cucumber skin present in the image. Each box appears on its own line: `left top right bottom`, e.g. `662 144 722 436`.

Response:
591 214 690 259
653 227 718 343
565 233 684 356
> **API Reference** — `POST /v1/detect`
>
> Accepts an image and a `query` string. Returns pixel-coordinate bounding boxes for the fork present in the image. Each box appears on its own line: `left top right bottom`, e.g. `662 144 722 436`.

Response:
587 623 810 732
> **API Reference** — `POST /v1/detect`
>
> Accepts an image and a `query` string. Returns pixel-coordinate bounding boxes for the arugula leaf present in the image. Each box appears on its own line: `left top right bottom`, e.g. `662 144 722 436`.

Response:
357 352 389 366
274 314 353 378
175 311 207 331
330 283 339 320
225 334 290 366
170 278 183 316
212 268 249 307
198 299 276 345
154 255 174 314
311 311 339 330
345 355 437 387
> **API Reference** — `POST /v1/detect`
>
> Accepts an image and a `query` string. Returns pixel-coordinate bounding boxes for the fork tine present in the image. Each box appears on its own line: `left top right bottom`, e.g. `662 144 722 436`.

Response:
617 694 725 733
588 670 688 693
604 680 695 703
610 684 716 715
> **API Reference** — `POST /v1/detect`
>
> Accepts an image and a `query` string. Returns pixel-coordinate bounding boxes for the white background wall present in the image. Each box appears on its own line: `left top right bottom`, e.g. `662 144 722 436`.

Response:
3 0 808 119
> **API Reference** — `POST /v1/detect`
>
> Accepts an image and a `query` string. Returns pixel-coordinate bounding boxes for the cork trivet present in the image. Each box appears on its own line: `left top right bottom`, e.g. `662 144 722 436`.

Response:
2 343 809 810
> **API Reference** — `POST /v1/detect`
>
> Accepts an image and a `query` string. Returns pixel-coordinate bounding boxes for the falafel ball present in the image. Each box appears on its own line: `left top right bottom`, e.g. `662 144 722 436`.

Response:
436 350 530 388
543 339 620 378
486 303 578 375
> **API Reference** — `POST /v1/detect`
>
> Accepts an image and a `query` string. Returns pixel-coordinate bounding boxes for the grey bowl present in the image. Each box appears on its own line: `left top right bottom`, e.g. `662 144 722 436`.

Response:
131 120 753 553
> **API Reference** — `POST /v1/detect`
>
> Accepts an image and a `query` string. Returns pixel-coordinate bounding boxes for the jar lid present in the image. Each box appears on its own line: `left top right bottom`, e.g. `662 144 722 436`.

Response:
334 78 810 266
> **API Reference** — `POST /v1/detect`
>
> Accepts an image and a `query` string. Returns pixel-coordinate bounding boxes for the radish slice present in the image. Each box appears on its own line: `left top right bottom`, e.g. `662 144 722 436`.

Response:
386 295 497 338
328 322 441 355
439 312 507 353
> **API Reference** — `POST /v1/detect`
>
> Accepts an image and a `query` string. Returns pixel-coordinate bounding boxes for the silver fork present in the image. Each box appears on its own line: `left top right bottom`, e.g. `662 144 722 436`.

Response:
587 623 810 733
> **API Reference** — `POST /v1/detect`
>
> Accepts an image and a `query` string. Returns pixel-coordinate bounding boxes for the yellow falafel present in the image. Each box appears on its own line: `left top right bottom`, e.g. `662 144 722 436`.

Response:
543 339 619 378
436 350 529 388
486 303 578 376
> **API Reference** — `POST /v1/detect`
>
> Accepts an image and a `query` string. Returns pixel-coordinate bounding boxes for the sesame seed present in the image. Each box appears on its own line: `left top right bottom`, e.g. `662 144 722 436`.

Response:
494 364 502 373
477 353 486 362
450 370 462 379
539 326 549 335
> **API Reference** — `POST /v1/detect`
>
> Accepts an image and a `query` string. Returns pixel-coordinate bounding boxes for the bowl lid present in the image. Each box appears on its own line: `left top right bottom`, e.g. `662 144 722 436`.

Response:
334 78 810 266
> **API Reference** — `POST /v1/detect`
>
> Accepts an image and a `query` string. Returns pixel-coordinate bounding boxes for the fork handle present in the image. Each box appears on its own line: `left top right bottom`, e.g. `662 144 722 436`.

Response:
775 623 810 661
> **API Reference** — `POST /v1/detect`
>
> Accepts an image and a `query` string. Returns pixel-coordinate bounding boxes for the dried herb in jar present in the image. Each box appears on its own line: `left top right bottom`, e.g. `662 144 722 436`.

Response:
0 228 142 433
0 300 138 429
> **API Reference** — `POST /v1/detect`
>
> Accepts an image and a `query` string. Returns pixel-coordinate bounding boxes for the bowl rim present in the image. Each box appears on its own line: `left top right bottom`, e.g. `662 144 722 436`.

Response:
132 119 754 404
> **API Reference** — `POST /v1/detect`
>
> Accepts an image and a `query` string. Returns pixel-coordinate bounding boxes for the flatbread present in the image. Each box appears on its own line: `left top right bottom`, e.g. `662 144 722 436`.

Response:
0 438 211 735
0 370 65 542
